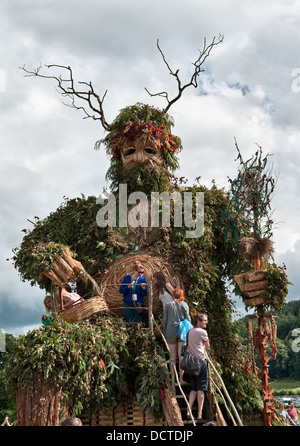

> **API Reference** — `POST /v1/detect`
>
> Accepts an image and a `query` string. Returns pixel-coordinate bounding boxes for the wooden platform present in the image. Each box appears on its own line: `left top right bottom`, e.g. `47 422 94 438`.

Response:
80 399 165 426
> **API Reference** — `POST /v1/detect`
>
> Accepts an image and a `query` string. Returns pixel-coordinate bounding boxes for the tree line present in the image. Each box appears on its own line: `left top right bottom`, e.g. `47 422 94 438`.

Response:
235 300 300 380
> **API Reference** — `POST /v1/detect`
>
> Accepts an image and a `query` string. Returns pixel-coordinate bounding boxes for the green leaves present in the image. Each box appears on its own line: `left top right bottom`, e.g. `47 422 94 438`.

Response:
6 314 165 419
134 351 166 422
224 144 275 244
262 262 292 311
11 195 111 290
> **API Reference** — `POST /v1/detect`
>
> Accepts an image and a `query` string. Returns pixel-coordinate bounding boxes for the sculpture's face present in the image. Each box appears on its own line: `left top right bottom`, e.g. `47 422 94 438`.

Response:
119 136 164 172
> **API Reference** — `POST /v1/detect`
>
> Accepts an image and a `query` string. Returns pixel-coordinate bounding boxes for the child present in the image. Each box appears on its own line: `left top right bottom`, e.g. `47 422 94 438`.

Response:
42 295 54 325
43 295 53 313
61 284 84 309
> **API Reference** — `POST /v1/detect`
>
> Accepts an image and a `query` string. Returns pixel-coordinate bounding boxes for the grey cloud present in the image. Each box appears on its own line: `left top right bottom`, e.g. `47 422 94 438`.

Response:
0 289 42 334
0 0 299 335
274 240 300 301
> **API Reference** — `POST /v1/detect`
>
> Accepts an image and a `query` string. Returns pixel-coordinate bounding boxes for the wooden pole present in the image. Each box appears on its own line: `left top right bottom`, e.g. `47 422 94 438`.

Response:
209 377 233 426
252 248 275 425
50 283 58 313
254 249 261 271
206 354 243 426
148 281 153 333
256 306 276 426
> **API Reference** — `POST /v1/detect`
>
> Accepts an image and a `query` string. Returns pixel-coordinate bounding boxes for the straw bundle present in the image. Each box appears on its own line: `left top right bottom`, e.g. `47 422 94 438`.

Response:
44 246 85 287
43 246 103 298
97 250 182 315
239 236 273 262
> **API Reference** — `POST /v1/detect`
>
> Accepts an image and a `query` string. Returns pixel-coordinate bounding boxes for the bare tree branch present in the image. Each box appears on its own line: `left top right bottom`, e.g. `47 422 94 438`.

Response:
20 36 224 131
19 64 111 130
145 34 224 113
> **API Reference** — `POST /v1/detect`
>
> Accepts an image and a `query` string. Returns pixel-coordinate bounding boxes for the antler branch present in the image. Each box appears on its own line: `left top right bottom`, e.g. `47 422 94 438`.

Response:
20 64 111 130
145 34 224 113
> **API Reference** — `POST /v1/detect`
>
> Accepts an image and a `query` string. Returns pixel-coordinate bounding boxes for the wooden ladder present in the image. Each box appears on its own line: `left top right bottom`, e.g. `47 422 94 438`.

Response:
152 315 243 427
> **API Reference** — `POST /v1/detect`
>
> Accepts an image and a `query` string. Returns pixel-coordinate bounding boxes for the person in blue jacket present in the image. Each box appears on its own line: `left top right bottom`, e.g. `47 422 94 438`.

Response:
119 260 148 322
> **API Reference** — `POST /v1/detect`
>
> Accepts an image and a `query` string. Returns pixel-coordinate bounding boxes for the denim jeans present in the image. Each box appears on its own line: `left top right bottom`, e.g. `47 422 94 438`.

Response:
123 302 145 323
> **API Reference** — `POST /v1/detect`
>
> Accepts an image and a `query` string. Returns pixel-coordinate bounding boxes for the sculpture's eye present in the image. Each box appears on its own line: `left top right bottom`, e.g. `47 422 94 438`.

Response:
145 147 156 154
124 147 136 156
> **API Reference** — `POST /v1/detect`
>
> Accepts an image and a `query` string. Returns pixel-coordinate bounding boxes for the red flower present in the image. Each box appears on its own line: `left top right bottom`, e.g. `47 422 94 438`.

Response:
100 358 105 368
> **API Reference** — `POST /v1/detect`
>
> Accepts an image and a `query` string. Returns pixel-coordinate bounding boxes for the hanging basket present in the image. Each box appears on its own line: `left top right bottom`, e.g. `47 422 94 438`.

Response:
58 296 109 323
234 270 268 307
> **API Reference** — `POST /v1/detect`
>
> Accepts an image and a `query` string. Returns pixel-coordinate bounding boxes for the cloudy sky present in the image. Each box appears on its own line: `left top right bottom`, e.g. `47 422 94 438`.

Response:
0 0 299 336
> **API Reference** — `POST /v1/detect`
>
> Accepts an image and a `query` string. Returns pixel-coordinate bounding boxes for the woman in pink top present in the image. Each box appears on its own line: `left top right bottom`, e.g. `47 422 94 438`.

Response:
61 284 84 309
186 313 210 420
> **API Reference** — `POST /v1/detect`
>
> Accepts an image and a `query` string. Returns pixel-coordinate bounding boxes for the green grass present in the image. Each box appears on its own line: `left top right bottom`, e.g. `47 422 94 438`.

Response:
270 378 300 425
270 377 300 395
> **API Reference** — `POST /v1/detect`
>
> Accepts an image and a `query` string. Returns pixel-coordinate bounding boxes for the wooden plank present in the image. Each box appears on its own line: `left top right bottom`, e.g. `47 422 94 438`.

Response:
44 269 65 287
114 404 129 426
244 280 268 292
246 289 265 298
80 414 92 426
245 297 266 306
246 271 266 282
51 259 71 282
83 402 162 426
234 270 268 298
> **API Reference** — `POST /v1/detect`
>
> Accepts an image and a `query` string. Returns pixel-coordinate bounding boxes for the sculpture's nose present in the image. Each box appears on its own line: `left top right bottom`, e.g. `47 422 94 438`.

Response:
134 147 146 163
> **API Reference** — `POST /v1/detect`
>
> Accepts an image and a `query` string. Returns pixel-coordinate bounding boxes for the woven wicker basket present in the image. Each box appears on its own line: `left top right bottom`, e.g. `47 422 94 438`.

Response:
97 250 182 316
58 297 109 323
